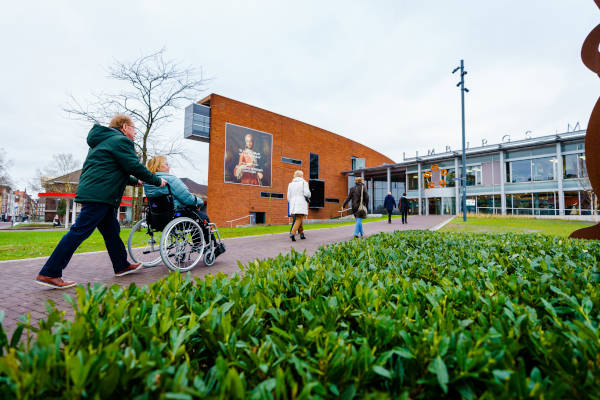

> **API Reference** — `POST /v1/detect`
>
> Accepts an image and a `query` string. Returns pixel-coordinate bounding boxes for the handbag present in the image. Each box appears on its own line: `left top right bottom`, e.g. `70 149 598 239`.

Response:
357 185 367 217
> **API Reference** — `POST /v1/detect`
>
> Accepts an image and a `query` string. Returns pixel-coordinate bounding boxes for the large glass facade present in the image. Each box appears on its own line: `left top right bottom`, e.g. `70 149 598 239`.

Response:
371 176 406 213
360 139 592 217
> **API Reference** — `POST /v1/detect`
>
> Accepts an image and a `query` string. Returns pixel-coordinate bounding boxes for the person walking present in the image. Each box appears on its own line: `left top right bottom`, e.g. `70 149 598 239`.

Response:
383 191 396 224
342 177 369 238
287 170 311 241
399 192 409 224
35 114 167 289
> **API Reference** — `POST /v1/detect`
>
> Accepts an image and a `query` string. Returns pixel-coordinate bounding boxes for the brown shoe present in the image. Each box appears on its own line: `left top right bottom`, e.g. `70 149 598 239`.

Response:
115 262 143 277
35 275 76 289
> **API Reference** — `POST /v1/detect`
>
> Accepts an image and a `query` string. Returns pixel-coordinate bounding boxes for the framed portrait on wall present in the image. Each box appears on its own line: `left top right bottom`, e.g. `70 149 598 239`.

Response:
224 123 272 187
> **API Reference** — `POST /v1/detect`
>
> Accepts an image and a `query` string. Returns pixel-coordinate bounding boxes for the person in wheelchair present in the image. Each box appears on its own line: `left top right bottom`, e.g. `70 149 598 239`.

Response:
145 155 225 258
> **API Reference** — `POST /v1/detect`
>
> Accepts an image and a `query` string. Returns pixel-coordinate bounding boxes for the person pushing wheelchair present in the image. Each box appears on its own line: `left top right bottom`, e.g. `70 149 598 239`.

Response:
144 155 225 258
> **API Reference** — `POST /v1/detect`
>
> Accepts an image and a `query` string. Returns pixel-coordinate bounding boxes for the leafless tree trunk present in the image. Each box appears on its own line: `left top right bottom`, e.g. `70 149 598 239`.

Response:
30 153 80 194
577 176 598 221
0 148 12 188
63 48 207 221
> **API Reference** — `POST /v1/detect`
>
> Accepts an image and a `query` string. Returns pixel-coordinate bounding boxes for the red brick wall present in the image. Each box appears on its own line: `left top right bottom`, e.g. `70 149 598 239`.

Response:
204 94 395 227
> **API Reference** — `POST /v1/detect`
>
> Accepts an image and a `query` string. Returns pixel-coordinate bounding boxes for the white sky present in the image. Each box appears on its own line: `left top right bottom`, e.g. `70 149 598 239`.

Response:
1 1 598 194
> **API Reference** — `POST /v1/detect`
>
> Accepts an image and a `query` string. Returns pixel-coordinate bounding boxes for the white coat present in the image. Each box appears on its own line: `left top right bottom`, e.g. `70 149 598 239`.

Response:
287 177 311 215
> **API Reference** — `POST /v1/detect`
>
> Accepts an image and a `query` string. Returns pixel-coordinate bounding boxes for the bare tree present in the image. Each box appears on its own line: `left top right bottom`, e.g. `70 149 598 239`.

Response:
0 148 12 188
30 153 80 194
577 176 598 221
63 48 207 220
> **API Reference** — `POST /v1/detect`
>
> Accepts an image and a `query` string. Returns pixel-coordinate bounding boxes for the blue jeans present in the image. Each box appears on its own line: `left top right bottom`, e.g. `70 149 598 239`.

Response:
39 203 129 277
354 218 364 237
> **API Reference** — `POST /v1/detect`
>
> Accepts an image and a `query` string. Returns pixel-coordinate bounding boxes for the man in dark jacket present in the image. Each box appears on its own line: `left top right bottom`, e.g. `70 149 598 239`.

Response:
399 192 409 224
383 192 396 224
35 115 166 289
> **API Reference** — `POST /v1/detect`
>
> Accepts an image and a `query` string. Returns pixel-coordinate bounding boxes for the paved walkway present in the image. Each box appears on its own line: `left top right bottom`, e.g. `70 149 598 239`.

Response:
0 215 450 335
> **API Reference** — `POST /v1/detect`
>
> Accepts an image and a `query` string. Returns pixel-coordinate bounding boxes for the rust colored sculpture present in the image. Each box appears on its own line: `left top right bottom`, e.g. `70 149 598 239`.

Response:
570 0 600 239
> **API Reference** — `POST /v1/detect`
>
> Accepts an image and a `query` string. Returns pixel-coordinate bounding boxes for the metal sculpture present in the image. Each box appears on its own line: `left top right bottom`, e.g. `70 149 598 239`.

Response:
570 0 600 239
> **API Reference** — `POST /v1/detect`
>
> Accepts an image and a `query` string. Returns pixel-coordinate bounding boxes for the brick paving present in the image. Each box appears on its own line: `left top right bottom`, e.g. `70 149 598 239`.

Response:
0 215 449 336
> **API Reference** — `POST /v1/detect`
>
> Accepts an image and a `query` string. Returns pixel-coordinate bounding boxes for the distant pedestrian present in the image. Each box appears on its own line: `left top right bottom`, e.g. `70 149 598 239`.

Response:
52 214 60 227
399 192 409 224
35 114 167 289
383 192 396 224
343 177 369 238
287 170 311 241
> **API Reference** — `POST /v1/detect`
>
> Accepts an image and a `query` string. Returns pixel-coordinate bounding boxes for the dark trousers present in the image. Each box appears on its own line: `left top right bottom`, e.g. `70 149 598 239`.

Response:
387 211 392 223
191 210 214 244
39 203 129 278
401 210 408 224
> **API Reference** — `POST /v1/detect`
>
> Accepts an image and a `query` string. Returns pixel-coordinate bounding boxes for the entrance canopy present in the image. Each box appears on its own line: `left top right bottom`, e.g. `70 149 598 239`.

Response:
341 164 406 180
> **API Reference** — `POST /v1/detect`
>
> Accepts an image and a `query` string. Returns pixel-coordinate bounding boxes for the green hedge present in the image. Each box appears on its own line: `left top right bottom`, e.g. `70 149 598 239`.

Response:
1 231 600 399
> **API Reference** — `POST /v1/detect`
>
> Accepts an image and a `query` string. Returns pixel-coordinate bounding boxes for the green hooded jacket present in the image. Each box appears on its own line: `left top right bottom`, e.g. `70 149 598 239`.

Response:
75 124 162 208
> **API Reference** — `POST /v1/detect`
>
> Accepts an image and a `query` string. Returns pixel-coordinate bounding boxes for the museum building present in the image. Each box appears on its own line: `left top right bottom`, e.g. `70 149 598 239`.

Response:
343 129 592 217
184 94 395 227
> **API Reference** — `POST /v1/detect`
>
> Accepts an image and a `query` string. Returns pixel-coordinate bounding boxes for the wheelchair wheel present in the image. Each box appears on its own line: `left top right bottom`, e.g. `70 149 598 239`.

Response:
203 247 216 266
128 218 162 267
160 217 205 272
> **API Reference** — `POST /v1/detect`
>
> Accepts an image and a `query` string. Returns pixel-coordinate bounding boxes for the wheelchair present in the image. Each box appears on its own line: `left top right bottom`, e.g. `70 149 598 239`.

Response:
127 185 225 272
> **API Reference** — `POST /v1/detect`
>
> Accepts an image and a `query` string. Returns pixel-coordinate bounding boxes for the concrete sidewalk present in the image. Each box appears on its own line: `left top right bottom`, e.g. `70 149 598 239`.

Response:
0 215 450 335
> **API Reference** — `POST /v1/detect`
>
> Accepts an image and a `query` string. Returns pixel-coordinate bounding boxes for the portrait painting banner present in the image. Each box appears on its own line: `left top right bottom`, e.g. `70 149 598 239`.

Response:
224 123 272 187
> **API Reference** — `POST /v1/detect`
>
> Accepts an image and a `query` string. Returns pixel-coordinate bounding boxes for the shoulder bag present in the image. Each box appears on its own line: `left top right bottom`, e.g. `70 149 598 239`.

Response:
357 185 367 217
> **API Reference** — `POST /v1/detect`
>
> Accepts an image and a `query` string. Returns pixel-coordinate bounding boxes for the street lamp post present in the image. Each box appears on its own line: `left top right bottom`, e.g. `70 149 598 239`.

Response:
453 60 469 222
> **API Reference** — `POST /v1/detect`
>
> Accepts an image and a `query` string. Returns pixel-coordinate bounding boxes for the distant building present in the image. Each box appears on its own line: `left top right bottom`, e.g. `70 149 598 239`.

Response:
13 189 34 221
39 169 136 224
0 184 14 221
179 178 207 201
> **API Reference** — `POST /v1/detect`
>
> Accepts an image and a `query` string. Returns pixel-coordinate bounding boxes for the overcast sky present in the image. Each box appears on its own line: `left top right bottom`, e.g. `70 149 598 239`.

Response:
1 1 598 194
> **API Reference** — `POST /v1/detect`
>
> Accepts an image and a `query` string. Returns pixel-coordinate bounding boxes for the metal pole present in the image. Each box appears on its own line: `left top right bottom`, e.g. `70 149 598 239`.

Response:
453 59 469 222
460 60 467 222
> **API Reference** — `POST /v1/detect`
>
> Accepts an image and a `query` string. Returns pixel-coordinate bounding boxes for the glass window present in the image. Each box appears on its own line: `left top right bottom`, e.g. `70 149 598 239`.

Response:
352 157 365 170
564 191 580 215
579 154 588 178
534 192 556 215
513 193 532 209
477 195 494 214
563 154 578 179
466 165 482 186
309 153 319 179
282 157 302 166
510 160 531 183
444 168 456 187
408 173 419 190
532 157 555 181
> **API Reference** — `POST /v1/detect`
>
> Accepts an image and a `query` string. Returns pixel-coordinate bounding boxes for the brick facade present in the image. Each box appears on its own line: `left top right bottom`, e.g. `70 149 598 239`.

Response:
202 95 394 226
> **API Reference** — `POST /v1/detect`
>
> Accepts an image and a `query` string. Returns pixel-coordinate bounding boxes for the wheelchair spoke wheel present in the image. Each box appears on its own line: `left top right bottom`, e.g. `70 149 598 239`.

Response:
128 218 162 267
204 245 216 266
160 217 205 272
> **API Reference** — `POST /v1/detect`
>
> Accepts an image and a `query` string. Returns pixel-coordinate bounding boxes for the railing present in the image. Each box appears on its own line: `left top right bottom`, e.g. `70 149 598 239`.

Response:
225 215 251 228
337 208 352 218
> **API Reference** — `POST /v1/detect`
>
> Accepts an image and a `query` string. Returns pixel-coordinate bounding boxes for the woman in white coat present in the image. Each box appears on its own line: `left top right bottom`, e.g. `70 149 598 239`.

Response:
287 170 311 241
